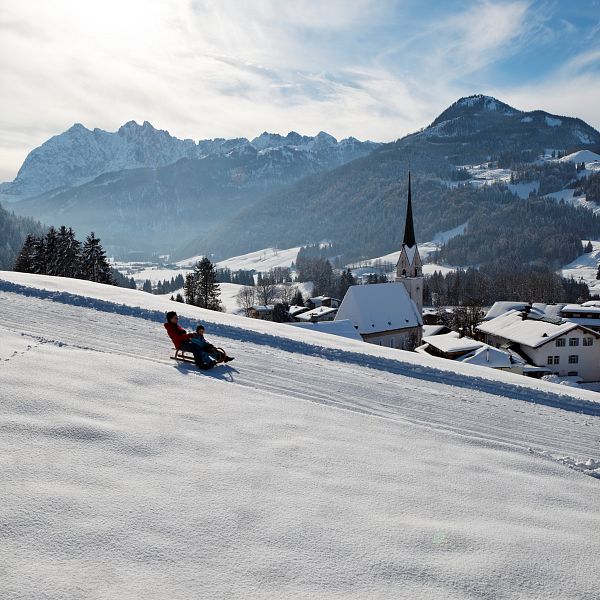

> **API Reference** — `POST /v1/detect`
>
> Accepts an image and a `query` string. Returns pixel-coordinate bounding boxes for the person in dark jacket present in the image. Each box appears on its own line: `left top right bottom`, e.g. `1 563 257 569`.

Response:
191 324 234 364
164 311 215 370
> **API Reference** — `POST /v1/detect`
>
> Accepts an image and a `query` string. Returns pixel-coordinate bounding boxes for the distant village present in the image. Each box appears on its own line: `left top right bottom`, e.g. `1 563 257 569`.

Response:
239 175 600 388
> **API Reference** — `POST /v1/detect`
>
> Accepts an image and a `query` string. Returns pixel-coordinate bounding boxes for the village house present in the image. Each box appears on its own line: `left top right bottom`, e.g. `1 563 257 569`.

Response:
560 301 600 332
248 305 274 320
305 296 342 310
294 305 338 323
477 309 600 382
416 331 545 376
335 282 422 349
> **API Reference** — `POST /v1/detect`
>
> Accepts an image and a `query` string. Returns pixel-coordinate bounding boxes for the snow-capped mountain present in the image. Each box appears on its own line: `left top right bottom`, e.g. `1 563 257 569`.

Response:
0 121 378 201
414 94 600 149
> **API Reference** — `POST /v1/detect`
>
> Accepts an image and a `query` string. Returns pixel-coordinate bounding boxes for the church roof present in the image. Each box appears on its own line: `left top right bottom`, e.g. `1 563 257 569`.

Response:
335 283 422 334
402 172 416 248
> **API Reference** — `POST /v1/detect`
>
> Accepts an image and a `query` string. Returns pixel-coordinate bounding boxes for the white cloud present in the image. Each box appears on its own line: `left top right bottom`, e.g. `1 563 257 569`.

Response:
0 0 598 182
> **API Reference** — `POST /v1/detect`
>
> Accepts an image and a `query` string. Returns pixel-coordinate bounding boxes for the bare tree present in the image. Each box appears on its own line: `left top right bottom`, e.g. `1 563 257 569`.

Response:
256 272 279 305
235 286 256 315
278 284 300 305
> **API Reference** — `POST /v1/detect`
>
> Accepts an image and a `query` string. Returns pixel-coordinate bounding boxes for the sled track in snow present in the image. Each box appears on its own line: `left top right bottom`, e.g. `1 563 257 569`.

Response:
2 278 600 417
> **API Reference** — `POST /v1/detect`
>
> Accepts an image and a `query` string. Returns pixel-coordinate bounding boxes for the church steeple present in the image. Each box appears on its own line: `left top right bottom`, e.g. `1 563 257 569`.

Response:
402 171 416 248
395 172 423 313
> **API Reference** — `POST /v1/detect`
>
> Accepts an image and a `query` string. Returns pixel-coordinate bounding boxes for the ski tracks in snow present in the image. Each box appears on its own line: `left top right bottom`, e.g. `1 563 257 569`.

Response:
1 286 600 480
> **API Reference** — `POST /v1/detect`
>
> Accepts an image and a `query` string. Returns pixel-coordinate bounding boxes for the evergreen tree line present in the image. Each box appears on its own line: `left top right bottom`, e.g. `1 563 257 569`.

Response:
216 268 256 286
14 227 114 284
141 274 185 295
425 266 590 307
0 203 44 270
111 269 136 289
184 258 222 311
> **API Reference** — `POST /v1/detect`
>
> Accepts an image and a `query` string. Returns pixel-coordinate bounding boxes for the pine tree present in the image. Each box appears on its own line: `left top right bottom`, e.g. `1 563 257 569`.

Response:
142 280 153 293
196 258 222 311
13 234 38 273
584 241 593 253
185 258 222 311
175 293 184 303
337 269 355 299
80 232 114 284
59 226 82 277
290 287 304 306
31 236 47 274
184 272 197 305
44 226 60 276
272 302 290 322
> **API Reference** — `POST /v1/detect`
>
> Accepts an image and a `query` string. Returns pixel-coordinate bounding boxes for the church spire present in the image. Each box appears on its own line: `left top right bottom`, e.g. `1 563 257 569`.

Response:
402 171 416 248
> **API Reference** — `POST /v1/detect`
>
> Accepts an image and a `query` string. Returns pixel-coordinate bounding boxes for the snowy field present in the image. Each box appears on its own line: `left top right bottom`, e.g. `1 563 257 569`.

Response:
1 272 600 598
177 246 302 272
561 240 600 295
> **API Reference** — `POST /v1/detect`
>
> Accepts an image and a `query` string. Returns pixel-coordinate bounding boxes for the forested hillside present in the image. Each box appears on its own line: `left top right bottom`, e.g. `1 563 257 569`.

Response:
0 203 44 270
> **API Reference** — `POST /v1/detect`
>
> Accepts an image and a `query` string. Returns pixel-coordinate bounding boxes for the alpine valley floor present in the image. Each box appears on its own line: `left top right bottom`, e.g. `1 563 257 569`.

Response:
1 272 599 600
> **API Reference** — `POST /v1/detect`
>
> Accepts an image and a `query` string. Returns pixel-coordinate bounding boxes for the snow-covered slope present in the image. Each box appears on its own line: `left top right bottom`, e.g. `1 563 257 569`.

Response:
561 240 600 295
1 272 600 597
558 149 600 164
177 246 302 272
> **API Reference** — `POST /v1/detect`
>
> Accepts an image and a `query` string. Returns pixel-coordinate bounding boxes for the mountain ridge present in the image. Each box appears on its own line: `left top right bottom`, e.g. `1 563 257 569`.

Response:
0 121 379 201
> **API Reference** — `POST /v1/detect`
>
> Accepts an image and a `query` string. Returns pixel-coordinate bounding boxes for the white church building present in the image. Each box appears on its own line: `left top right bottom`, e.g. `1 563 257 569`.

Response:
335 173 424 350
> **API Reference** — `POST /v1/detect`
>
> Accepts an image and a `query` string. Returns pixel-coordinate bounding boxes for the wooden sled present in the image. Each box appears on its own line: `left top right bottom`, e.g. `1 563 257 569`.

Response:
170 347 228 365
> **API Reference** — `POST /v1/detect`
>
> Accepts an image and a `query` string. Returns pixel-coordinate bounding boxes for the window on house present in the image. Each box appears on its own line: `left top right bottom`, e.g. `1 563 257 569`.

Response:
556 338 566 347
583 337 593 346
569 338 579 346
553 356 560 365
568 355 579 364
548 356 560 365
568 371 578 376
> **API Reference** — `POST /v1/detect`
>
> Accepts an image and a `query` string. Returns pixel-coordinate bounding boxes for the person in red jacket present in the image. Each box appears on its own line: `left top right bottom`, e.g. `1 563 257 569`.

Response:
164 311 214 370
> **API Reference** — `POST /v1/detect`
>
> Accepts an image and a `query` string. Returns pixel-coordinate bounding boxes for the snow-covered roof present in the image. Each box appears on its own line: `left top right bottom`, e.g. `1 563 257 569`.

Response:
457 345 514 369
335 283 422 334
422 332 482 354
422 324 450 336
562 303 600 315
288 305 309 316
295 306 337 321
477 310 597 348
484 301 535 321
251 305 274 312
289 319 362 341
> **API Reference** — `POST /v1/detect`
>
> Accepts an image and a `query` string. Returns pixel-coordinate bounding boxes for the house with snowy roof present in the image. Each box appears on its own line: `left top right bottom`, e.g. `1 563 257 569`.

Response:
477 309 600 382
560 301 600 332
294 305 338 323
335 282 422 349
416 332 543 376
306 296 342 310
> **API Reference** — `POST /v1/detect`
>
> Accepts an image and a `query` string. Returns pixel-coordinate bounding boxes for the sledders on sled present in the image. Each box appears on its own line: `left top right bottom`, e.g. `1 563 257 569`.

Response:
164 311 234 370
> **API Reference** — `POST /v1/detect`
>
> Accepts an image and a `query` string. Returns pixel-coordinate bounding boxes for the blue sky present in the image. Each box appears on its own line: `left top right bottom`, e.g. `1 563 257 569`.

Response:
0 0 599 180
